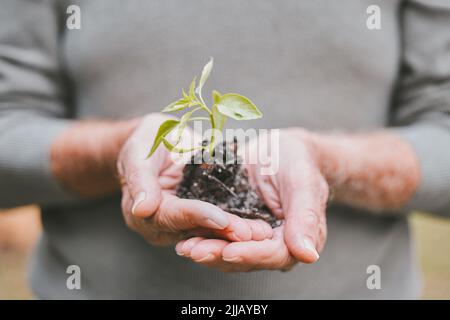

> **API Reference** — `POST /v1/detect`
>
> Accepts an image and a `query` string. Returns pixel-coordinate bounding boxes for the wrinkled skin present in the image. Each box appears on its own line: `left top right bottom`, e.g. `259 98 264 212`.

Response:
117 114 274 247
176 130 328 271
118 116 419 273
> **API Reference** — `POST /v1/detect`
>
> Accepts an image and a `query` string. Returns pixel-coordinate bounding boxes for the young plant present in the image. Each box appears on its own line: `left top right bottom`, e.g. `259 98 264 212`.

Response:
147 58 263 158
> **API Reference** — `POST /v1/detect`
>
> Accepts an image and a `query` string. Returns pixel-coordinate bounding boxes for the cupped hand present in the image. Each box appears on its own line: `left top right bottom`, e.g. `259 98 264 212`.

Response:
117 113 273 246
175 225 295 272
176 129 329 270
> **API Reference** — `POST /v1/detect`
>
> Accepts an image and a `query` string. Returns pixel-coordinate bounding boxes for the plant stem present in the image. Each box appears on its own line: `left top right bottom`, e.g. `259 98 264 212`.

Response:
162 139 205 153
197 95 212 115
208 113 216 155
194 94 215 154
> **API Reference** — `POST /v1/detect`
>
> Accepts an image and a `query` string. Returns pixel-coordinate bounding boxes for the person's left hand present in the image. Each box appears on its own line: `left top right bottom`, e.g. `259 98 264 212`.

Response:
175 129 329 272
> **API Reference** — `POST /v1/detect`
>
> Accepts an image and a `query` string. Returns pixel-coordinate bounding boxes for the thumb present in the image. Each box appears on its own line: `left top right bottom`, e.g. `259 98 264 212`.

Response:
281 172 328 263
125 167 162 218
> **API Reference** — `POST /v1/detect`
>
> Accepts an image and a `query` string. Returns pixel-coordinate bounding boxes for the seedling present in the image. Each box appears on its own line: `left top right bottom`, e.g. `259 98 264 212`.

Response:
147 58 263 158
146 58 280 227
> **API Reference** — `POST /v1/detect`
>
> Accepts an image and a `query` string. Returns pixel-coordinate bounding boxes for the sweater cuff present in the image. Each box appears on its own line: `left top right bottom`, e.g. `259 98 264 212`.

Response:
0 116 79 208
392 123 450 216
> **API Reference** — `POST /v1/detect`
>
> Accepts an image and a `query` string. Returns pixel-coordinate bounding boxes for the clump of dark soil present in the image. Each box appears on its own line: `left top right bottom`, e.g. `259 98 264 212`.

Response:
177 139 281 228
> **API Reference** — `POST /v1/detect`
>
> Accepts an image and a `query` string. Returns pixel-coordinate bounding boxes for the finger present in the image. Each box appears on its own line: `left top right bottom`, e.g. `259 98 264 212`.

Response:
245 218 273 241
157 197 267 241
282 172 328 263
191 217 273 242
284 208 322 263
179 238 250 272
215 215 268 241
157 195 230 231
120 160 162 219
120 183 136 228
246 163 283 218
221 227 295 270
190 239 229 262
213 217 273 241
175 237 204 257
158 162 184 190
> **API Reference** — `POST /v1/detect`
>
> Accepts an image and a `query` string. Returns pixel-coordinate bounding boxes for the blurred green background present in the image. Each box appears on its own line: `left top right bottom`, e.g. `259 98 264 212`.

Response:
0 207 449 299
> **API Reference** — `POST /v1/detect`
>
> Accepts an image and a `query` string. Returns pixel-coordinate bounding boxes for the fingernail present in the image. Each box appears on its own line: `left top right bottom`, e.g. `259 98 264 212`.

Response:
175 249 185 256
303 238 320 260
206 209 229 229
131 191 146 215
223 256 242 263
195 254 215 263
181 242 194 258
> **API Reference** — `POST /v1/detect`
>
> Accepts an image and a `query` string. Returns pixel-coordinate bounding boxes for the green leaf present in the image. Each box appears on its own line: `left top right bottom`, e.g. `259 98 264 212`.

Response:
162 138 177 152
162 138 205 153
189 77 197 99
162 98 189 113
174 107 200 144
212 90 221 105
146 119 179 158
212 104 227 131
187 98 200 108
182 89 189 100
196 58 214 98
215 93 263 120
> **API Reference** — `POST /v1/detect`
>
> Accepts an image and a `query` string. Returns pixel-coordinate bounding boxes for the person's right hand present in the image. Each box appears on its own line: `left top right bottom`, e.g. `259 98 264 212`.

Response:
117 113 273 246
175 129 328 271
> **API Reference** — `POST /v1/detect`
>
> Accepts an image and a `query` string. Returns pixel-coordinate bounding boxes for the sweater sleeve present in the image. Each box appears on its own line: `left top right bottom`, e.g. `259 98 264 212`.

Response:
0 0 76 208
391 0 450 216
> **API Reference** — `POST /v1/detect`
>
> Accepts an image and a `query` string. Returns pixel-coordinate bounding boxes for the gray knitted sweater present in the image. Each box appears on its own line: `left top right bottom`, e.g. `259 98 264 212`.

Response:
1 0 449 299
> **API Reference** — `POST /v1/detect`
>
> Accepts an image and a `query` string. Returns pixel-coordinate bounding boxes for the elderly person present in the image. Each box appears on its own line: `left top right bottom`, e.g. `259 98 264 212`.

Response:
0 0 449 299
